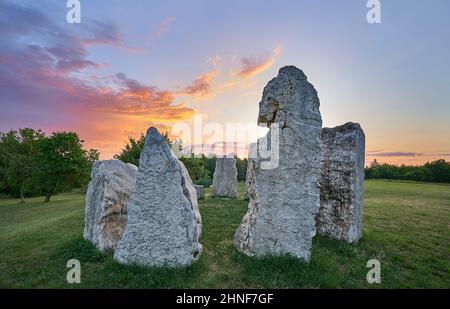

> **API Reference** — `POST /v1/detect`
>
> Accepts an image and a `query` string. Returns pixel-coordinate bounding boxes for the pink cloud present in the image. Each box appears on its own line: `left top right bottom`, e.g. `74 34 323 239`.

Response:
236 47 282 78
147 16 176 44
181 70 219 97
0 3 194 159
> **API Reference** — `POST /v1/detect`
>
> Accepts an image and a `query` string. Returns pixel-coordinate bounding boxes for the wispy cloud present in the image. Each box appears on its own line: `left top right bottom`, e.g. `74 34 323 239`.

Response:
236 47 282 78
208 56 223 67
80 20 124 47
367 151 422 157
181 70 219 98
430 153 450 157
147 16 176 44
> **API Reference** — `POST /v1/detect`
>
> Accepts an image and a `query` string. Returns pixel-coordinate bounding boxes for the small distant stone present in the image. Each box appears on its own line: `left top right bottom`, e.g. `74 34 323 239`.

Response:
194 185 205 200
212 157 238 199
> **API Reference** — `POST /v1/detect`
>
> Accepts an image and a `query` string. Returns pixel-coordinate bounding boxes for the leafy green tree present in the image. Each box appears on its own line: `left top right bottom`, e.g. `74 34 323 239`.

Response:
114 134 145 167
86 148 100 165
365 159 450 183
203 154 216 178
423 160 450 183
0 132 11 194
235 156 248 182
33 132 92 202
0 129 44 202
180 156 210 180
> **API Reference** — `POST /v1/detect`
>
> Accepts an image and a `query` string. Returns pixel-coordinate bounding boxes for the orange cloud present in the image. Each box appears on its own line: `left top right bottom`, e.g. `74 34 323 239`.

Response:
236 47 281 78
57 72 198 158
181 70 219 98
77 111 178 159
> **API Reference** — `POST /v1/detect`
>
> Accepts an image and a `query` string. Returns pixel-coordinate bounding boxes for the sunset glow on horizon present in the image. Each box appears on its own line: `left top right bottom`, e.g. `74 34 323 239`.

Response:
1 0 449 166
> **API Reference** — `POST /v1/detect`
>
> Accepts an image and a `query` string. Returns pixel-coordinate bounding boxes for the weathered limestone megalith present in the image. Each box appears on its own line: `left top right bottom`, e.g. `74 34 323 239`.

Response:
194 185 205 200
316 122 365 243
234 66 324 261
244 143 257 200
212 157 238 198
83 160 137 253
114 127 203 267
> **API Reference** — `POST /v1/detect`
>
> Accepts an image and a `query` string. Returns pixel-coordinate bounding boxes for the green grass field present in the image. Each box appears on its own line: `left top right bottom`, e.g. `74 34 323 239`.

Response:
0 180 449 288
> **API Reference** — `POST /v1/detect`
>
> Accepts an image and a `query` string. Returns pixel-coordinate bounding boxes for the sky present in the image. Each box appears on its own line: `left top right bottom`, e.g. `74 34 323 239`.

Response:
0 0 449 165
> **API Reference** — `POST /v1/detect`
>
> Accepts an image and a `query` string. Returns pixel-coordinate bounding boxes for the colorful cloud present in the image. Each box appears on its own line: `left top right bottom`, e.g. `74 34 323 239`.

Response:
236 47 282 78
0 2 195 158
181 70 219 98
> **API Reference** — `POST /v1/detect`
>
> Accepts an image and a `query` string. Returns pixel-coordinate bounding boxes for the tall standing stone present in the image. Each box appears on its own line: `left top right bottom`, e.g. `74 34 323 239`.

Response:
114 127 203 267
316 122 365 243
83 160 137 253
212 157 238 198
234 66 324 261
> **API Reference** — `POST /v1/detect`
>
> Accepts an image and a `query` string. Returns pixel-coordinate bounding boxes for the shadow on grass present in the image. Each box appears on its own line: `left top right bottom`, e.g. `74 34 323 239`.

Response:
50 234 374 288
229 236 371 288
51 237 209 288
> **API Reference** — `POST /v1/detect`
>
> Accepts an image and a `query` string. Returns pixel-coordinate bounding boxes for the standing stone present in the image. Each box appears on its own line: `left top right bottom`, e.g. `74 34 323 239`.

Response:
244 143 257 200
234 66 324 261
114 127 203 267
194 185 205 200
83 160 137 253
212 157 238 198
316 122 365 243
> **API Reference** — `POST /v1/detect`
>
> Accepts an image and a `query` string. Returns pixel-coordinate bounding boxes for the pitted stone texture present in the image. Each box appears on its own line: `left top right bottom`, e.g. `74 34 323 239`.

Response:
317 122 365 243
244 143 257 200
195 185 205 200
235 66 324 261
114 127 203 267
212 157 238 198
83 160 137 253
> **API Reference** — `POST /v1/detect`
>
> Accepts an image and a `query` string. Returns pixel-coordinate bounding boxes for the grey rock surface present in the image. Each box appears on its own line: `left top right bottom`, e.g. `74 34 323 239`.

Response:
212 157 238 198
317 122 365 243
234 66 324 261
194 185 205 200
244 143 257 200
114 127 203 267
83 160 137 253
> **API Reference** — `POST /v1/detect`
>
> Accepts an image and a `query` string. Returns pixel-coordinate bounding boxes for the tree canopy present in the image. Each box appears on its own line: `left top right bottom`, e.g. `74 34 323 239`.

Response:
0 129 98 202
365 159 450 183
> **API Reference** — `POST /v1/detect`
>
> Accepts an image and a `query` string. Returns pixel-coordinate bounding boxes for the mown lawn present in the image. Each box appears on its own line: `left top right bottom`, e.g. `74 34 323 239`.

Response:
0 180 449 288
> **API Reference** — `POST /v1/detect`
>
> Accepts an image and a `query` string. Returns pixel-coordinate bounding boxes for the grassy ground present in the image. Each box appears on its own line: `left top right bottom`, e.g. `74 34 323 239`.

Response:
0 180 449 288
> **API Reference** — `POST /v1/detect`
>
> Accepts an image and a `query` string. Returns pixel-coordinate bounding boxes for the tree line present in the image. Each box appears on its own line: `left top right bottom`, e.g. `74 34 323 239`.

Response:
114 134 248 187
2 128 448 203
0 128 98 202
365 159 450 183
0 129 248 202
